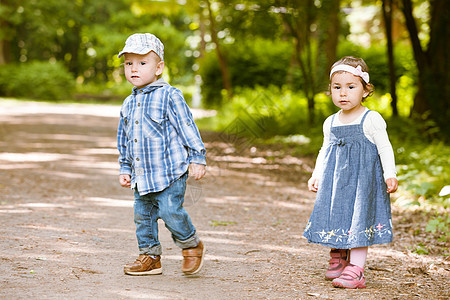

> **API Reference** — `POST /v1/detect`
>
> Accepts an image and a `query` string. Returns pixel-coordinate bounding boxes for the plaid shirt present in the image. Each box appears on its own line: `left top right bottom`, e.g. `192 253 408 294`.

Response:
117 80 206 195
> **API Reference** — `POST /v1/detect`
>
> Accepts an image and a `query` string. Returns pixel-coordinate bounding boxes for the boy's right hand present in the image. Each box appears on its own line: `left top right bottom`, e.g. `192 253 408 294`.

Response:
308 177 319 192
119 174 131 188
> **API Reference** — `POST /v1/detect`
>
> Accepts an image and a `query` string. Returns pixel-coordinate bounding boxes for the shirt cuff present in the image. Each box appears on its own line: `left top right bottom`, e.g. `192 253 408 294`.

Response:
383 172 397 181
189 154 206 165
120 165 132 175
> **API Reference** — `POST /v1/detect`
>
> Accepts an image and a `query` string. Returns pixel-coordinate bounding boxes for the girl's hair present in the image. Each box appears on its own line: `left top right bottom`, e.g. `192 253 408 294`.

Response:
330 56 374 100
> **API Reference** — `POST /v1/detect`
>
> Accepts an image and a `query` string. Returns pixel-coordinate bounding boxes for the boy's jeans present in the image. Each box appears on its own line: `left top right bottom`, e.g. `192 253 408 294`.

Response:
133 172 199 256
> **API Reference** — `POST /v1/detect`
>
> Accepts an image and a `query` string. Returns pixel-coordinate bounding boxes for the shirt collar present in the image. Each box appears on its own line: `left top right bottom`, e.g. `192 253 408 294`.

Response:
132 78 170 95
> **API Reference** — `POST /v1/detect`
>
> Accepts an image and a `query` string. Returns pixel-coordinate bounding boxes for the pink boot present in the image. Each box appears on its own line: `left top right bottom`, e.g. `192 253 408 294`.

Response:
325 249 349 280
332 264 366 289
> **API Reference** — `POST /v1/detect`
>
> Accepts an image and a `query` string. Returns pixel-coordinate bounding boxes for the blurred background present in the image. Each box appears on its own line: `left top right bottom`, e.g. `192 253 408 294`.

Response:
0 0 448 233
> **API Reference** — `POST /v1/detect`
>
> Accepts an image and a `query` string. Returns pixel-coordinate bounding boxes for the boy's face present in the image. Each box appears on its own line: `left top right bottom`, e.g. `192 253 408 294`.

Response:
123 52 164 88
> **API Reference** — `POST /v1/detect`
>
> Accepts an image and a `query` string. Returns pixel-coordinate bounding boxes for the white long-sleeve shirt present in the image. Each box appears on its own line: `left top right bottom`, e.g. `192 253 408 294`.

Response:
312 108 397 181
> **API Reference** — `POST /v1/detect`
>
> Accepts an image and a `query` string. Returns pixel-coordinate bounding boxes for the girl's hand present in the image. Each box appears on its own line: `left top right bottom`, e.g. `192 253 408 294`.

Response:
189 163 206 180
308 177 319 192
386 177 398 193
119 174 131 188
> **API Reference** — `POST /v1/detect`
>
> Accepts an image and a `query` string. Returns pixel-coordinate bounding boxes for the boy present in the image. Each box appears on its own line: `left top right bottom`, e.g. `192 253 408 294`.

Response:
117 33 206 276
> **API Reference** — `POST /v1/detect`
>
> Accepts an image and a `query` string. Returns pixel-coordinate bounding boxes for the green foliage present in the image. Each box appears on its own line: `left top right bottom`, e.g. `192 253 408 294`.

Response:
1 0 194 87
194 85 327 156
210 86 309 136
210 220 236 226
413 243 430 255
337 40 415 95
426 215 450 243
388 117 450 206
0 61 75 100
74 80 131 103
199 38 293 107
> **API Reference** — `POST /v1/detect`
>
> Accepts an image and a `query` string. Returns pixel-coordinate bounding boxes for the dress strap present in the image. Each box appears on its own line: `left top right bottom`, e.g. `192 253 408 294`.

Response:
360 109 372 125
330 113 338 129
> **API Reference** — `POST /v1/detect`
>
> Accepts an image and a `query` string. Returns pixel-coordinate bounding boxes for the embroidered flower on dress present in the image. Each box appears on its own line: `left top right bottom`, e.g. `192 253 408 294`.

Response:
307 222 392 244
304 222 311 232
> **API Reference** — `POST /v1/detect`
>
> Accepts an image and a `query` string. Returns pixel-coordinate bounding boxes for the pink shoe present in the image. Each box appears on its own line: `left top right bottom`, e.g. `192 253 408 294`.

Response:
325 249 349 280
332 264 366 289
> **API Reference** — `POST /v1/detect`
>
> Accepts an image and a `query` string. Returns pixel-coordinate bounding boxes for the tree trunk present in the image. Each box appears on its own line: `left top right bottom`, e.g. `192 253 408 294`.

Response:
0 39 9 65
281 0 317 125
382 0 398 116
401 0 449 137
427 0 449 135
199 7 207 58
318 0 340 86
0 0 13 65
401 0 428 114
286 18 316 125
205 0 232 96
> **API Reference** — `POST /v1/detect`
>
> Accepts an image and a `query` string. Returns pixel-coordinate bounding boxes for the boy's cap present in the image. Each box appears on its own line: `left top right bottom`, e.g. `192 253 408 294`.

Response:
118 33 164 61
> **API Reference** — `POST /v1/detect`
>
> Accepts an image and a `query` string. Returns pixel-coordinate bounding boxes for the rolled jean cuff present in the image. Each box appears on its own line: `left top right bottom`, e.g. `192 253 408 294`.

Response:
139 244 162 256
174 232 200 249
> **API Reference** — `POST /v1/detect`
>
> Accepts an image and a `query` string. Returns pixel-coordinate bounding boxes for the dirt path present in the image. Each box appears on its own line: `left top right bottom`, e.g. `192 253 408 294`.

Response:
0 100 448 299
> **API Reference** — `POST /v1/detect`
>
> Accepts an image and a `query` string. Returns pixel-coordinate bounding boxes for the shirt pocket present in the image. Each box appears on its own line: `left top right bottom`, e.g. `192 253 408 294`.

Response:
143 110 165 139
121 111 133 138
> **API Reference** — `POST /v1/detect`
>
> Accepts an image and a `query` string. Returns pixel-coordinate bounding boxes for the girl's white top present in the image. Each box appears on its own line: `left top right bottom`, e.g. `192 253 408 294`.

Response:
312 107 397 181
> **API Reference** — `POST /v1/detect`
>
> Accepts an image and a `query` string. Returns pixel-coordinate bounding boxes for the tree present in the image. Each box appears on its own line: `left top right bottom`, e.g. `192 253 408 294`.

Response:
204 0 232 95
401 0 449 137
0 0 15 65
382 0 398 116
0 0 195 85
274 0 341 124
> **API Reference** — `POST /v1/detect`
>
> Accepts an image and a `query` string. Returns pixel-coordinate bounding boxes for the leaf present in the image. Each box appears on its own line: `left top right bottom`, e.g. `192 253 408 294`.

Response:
210 220 236 226
414 244 429 255
425 219 440 233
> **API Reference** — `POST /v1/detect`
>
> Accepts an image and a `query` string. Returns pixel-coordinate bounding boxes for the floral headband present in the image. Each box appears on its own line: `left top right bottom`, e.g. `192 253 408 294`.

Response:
330 65 370 83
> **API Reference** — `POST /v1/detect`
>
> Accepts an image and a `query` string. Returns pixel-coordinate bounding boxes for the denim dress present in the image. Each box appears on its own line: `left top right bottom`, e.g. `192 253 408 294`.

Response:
303 110 393 249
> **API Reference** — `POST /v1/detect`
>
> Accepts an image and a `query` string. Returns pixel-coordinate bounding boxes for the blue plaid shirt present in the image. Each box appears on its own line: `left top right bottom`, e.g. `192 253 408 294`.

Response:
117 79 206 195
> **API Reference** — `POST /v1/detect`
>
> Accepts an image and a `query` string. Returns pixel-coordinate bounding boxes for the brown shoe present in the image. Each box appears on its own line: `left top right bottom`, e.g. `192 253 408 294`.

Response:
181 241 205 275
124 255 162 275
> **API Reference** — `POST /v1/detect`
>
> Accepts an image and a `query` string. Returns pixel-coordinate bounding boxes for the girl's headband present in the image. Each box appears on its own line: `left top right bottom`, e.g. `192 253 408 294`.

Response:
330 64 370 83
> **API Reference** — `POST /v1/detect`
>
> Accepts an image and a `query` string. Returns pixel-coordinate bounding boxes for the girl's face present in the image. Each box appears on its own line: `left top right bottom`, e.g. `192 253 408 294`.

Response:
330 71 369 113
124 52 164 88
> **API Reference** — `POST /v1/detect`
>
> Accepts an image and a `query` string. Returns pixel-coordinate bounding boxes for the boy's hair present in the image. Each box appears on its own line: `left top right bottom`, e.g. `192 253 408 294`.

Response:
330 56 374 100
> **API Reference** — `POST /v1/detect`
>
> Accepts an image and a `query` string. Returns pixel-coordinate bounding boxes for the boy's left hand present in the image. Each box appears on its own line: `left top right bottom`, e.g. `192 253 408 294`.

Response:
386 177 398 193
189 163 206 180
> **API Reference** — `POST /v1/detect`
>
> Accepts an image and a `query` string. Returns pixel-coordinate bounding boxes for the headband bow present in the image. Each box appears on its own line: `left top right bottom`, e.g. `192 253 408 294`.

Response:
330 65 370 83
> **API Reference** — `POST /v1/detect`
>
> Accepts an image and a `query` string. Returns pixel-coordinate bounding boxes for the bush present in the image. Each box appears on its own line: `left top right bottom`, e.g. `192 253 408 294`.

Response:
384 116 450 207
209 86 331 143
199 38 417 109
199 38 292 107
0 61 75 100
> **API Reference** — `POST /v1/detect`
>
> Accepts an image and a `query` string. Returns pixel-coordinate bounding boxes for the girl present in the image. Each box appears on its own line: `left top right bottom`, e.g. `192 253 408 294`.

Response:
303 56 398 289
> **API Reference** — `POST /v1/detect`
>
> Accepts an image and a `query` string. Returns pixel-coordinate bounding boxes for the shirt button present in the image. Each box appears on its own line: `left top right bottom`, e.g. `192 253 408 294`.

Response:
138 103 141 107
135 121 139 124
136 158 140 161
134 139 138 143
